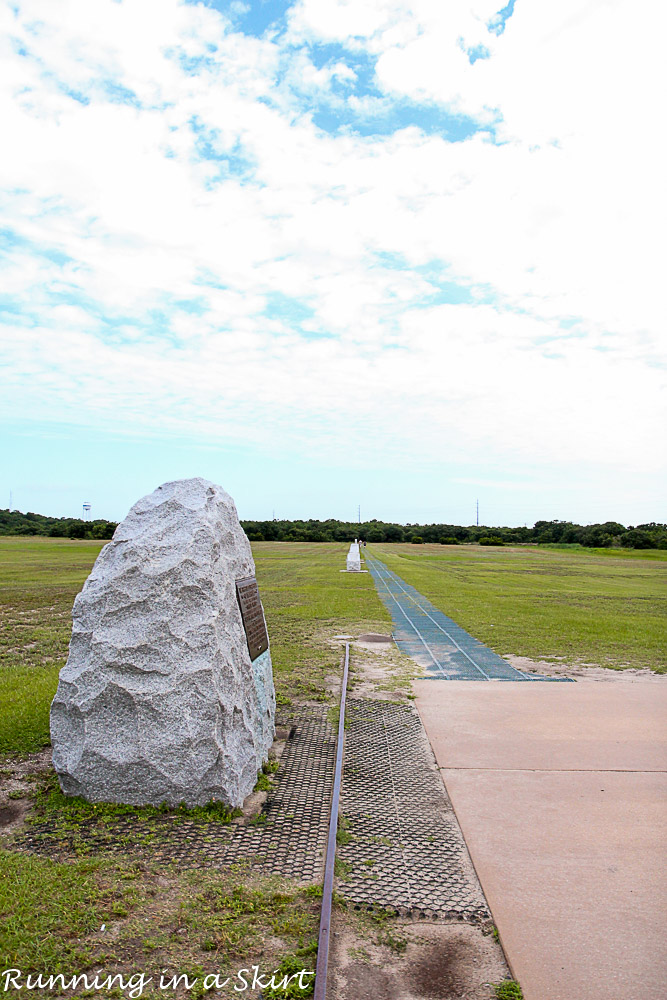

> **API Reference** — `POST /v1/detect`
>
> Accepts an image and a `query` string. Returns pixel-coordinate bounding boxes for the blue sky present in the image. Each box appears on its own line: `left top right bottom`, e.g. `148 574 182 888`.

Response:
1 0 665 526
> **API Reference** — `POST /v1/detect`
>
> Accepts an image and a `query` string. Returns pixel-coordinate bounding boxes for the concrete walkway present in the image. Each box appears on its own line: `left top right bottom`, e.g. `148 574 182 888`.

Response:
413 678 667 1000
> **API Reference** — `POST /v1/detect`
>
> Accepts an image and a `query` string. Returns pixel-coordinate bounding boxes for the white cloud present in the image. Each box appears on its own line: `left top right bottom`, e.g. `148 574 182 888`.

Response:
286 0 667 336
1 0 665 500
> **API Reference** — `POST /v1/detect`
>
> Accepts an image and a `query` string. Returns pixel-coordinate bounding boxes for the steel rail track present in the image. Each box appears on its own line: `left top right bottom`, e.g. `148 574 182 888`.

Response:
313 640 349 1000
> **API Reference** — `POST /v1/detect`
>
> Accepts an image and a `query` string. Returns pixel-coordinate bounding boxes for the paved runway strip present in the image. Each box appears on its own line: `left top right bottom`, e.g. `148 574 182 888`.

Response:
414 678 667 1000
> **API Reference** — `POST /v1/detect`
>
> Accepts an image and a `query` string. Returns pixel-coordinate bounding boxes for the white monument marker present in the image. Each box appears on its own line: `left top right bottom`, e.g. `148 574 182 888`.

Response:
346 540 361 572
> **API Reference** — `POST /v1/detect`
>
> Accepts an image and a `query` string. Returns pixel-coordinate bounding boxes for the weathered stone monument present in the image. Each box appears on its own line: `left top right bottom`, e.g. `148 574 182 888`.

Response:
50 478 276 808
346 540 361 572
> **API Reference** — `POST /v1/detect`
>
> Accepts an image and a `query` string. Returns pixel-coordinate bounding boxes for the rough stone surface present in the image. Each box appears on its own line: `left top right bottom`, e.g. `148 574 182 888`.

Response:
346 542 361 572
50 478 276 808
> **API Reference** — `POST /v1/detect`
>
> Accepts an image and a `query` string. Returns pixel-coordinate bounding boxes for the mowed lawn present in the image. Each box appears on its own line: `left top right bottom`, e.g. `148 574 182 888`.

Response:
0 537 388 758
0 537 106 757
2 536 666 759
369 543 667 672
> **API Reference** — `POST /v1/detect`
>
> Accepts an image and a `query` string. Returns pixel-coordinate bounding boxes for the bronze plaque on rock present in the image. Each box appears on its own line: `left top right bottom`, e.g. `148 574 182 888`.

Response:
235 576 269 661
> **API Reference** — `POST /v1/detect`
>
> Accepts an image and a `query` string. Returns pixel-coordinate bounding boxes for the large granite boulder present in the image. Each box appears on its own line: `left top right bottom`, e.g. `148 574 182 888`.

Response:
50 478 276 808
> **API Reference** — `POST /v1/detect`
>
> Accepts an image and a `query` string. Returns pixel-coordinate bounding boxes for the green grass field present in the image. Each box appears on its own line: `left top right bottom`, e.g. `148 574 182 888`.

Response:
2 536 666 759
249 541 390 705
0 537 109 757
369 542 667 672
0 537 389 758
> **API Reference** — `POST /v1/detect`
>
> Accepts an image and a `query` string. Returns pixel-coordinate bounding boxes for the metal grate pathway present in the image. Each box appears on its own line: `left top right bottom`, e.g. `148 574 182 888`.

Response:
338 698 490 919
366 552 542 681
22 706 336 879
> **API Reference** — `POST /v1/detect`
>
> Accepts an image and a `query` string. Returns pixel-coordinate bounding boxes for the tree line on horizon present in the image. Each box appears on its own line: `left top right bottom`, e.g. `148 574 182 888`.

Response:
0 509 118 539
1 508 665 550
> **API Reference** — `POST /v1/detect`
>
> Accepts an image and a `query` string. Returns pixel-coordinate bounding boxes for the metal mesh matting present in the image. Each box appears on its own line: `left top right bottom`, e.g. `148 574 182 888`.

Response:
366 554 544 681
20 701 492 919
20 706 336 881
338 699 490 921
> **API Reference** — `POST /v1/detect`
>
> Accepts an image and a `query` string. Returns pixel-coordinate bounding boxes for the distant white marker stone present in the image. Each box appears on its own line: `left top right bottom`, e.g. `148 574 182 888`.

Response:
50 478 276 808
346 541 361 572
